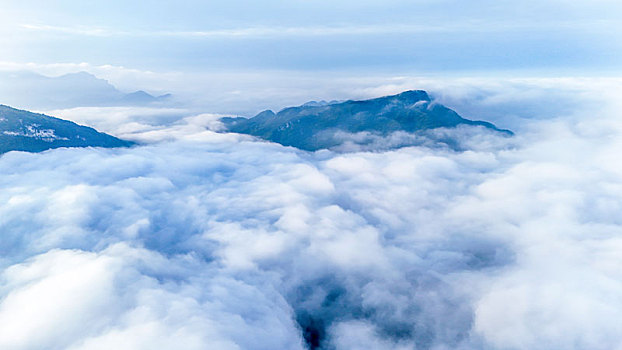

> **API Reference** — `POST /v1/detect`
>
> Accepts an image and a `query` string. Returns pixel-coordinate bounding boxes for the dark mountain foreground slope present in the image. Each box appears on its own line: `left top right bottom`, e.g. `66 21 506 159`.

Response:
0 105 132 154
222 90 512 151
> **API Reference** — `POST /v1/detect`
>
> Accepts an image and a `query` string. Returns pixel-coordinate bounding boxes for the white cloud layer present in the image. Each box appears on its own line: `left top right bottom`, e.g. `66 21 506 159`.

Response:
2 81 622 349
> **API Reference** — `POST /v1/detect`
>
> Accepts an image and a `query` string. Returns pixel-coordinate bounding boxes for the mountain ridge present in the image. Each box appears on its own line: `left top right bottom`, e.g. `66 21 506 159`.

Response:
222 90 512 151
0 104 132 154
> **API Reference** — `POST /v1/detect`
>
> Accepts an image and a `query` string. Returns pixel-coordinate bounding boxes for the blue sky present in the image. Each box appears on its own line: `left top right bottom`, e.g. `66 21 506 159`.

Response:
2 0 621 73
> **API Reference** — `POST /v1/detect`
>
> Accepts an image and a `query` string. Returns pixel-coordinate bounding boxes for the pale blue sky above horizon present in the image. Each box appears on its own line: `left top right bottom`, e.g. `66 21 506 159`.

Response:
2 0 621 71
1 0 622 114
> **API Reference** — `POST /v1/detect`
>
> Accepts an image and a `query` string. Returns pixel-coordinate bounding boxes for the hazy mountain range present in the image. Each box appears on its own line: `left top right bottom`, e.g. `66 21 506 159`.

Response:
0 71 171 109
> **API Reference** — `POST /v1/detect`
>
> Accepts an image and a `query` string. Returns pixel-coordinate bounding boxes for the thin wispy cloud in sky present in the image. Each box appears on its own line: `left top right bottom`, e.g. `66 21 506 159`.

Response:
18 19 620 39
18 23 452 39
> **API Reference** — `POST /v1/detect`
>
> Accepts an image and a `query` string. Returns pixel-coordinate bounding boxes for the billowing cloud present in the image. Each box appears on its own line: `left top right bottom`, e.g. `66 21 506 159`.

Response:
2 81 622 349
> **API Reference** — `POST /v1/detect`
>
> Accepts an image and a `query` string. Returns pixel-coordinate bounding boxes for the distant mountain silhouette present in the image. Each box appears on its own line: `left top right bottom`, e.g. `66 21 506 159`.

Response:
0 104 132 154
0 71 171 109
222 90 512 151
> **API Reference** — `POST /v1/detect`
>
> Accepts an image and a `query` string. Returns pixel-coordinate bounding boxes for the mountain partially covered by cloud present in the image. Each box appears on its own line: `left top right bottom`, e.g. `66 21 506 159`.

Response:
223 90 511 151
0 71 171 110
0 104 131 153
1 81 622 349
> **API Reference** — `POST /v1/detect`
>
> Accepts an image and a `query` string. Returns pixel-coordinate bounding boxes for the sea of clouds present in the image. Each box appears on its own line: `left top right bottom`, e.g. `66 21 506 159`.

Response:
2 79 622 349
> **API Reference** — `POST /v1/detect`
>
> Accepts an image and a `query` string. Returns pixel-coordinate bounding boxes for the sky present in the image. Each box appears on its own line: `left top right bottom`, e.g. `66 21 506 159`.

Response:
1 0 622 115
3 0 620 71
